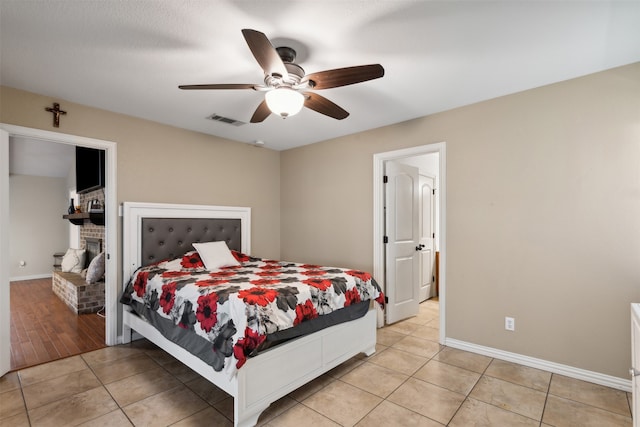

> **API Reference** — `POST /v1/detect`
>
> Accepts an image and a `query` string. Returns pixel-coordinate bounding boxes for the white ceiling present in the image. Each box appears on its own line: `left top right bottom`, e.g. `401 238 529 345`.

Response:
1 1 639 153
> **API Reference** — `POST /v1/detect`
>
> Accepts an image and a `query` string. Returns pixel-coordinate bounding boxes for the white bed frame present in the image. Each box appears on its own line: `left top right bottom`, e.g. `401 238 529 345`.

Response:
121 202 377 427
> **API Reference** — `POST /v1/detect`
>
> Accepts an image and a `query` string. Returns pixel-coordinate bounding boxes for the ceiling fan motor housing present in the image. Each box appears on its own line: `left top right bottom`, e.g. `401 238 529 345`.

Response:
266 47 305 87
276 46 296 63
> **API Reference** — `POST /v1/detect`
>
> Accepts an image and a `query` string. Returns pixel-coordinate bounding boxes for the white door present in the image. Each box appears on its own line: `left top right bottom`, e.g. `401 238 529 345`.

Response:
0 129 10 376
385 161 420 324
419 175 435 302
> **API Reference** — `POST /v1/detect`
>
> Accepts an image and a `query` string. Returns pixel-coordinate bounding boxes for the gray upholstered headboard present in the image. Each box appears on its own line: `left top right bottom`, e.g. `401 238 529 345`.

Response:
140 217 241 266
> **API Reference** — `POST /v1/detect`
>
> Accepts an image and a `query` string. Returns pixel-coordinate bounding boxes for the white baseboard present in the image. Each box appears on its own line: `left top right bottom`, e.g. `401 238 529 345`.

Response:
445 338 632 393
10 273 52 282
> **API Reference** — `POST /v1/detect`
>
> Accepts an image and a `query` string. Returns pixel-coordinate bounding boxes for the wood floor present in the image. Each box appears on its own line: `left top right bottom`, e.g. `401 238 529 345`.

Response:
9 278 106 371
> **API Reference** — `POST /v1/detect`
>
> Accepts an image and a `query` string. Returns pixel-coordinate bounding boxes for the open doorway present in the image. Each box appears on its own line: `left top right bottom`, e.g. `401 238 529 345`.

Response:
0 124 117 376
373 142 446 343
9 138 106 370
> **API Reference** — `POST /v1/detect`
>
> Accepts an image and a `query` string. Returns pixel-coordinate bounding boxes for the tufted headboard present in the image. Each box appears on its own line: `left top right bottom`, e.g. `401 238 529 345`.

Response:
140 217 241 266
122 202 251 282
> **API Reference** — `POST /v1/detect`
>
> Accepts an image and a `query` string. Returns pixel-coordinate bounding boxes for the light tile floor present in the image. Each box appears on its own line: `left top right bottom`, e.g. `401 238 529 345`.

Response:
0 299 633 426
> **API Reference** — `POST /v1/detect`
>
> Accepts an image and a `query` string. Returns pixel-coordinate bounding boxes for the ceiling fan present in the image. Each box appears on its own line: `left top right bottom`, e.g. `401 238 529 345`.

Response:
179 29 384 123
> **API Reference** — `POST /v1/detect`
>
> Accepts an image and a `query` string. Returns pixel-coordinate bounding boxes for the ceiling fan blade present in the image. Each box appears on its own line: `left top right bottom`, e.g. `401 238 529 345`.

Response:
179 84 257 90
250 100 271 123
241 29 288 79
303 92 349 120
306 64 384 90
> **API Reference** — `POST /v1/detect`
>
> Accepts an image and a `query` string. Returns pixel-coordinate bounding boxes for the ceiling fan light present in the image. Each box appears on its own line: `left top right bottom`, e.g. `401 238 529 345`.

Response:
265 88 304 118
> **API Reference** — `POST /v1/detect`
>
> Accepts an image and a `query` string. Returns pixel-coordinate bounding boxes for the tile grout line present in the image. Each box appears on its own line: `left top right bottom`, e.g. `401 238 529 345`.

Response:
81 351 138 427
15 371 33 427
443 354 495 425
144 348 231 425
336 339 449 426
539 371 554 426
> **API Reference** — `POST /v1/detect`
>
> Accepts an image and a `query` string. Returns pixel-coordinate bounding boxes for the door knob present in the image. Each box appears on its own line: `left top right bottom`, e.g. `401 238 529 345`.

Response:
415 244 425 251
631 368 640 377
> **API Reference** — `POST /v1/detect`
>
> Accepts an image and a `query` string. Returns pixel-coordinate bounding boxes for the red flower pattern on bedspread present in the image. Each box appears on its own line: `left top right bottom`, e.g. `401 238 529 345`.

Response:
346 270 372 282
196 294 218 332
231 250 251 263
181 252 204 269
160 282 176 314
294 299 318 325
233 328 266 369
260 263 281 270
239 287 278 306
302 278 332 291
120 253 384 375
159 282 177 314
344 288 362 306
133 271 149 297
209 270 236 278
256 270 281 277
195 278 230 287
301 270 327 276
249 278 281 286
162 271 191 278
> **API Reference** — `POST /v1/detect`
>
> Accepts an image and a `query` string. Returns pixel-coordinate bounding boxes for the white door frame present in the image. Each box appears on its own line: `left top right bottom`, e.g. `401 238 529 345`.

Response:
0 124 118 347
0 129 10 375
373 142 446 343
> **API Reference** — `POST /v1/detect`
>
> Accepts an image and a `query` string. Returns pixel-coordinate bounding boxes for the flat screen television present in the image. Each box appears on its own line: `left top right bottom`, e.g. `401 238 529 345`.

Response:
75 146 105 194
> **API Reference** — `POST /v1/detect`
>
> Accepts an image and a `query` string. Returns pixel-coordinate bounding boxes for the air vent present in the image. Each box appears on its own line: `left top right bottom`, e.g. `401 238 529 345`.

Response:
207 114 246 127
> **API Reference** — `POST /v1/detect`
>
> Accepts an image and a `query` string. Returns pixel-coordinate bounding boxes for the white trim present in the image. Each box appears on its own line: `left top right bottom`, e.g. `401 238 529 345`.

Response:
0 124 118 346
446 338 632 392
373 143 446 342
10 273 52 281
0 129 10 376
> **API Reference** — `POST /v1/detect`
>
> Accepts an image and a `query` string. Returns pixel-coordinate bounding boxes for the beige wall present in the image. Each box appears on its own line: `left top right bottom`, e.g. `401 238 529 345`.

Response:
281 62 640 379
9 174 68 279
1 86 281 262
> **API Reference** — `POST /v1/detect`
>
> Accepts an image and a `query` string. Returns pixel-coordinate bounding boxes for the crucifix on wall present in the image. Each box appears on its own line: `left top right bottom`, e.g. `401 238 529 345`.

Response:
45 102 67 127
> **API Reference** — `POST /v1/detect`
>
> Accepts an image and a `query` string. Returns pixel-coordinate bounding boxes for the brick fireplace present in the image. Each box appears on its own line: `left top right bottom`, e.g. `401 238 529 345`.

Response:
53 187 106 314
78 188 105 251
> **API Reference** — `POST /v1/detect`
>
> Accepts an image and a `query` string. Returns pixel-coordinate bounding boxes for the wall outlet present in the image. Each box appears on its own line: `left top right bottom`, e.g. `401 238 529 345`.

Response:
505 317 515 331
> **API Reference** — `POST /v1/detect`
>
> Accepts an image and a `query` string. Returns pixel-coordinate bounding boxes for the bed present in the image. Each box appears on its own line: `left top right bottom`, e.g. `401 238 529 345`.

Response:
120 202 383 427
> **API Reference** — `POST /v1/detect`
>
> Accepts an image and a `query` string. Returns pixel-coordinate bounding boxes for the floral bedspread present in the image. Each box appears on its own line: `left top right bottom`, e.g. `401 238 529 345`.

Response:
120 250 384 376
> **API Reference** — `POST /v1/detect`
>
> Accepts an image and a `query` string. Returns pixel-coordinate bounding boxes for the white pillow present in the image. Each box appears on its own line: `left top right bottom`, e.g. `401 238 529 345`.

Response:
192 241 240 270
61 248 86 273
85 252 105 284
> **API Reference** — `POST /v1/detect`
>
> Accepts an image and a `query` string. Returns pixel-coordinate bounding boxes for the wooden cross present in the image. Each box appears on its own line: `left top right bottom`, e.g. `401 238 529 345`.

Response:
45 103 67 128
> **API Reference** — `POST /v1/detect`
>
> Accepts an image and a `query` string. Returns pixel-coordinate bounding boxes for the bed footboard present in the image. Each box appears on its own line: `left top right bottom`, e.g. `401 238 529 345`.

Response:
123 308 377 426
